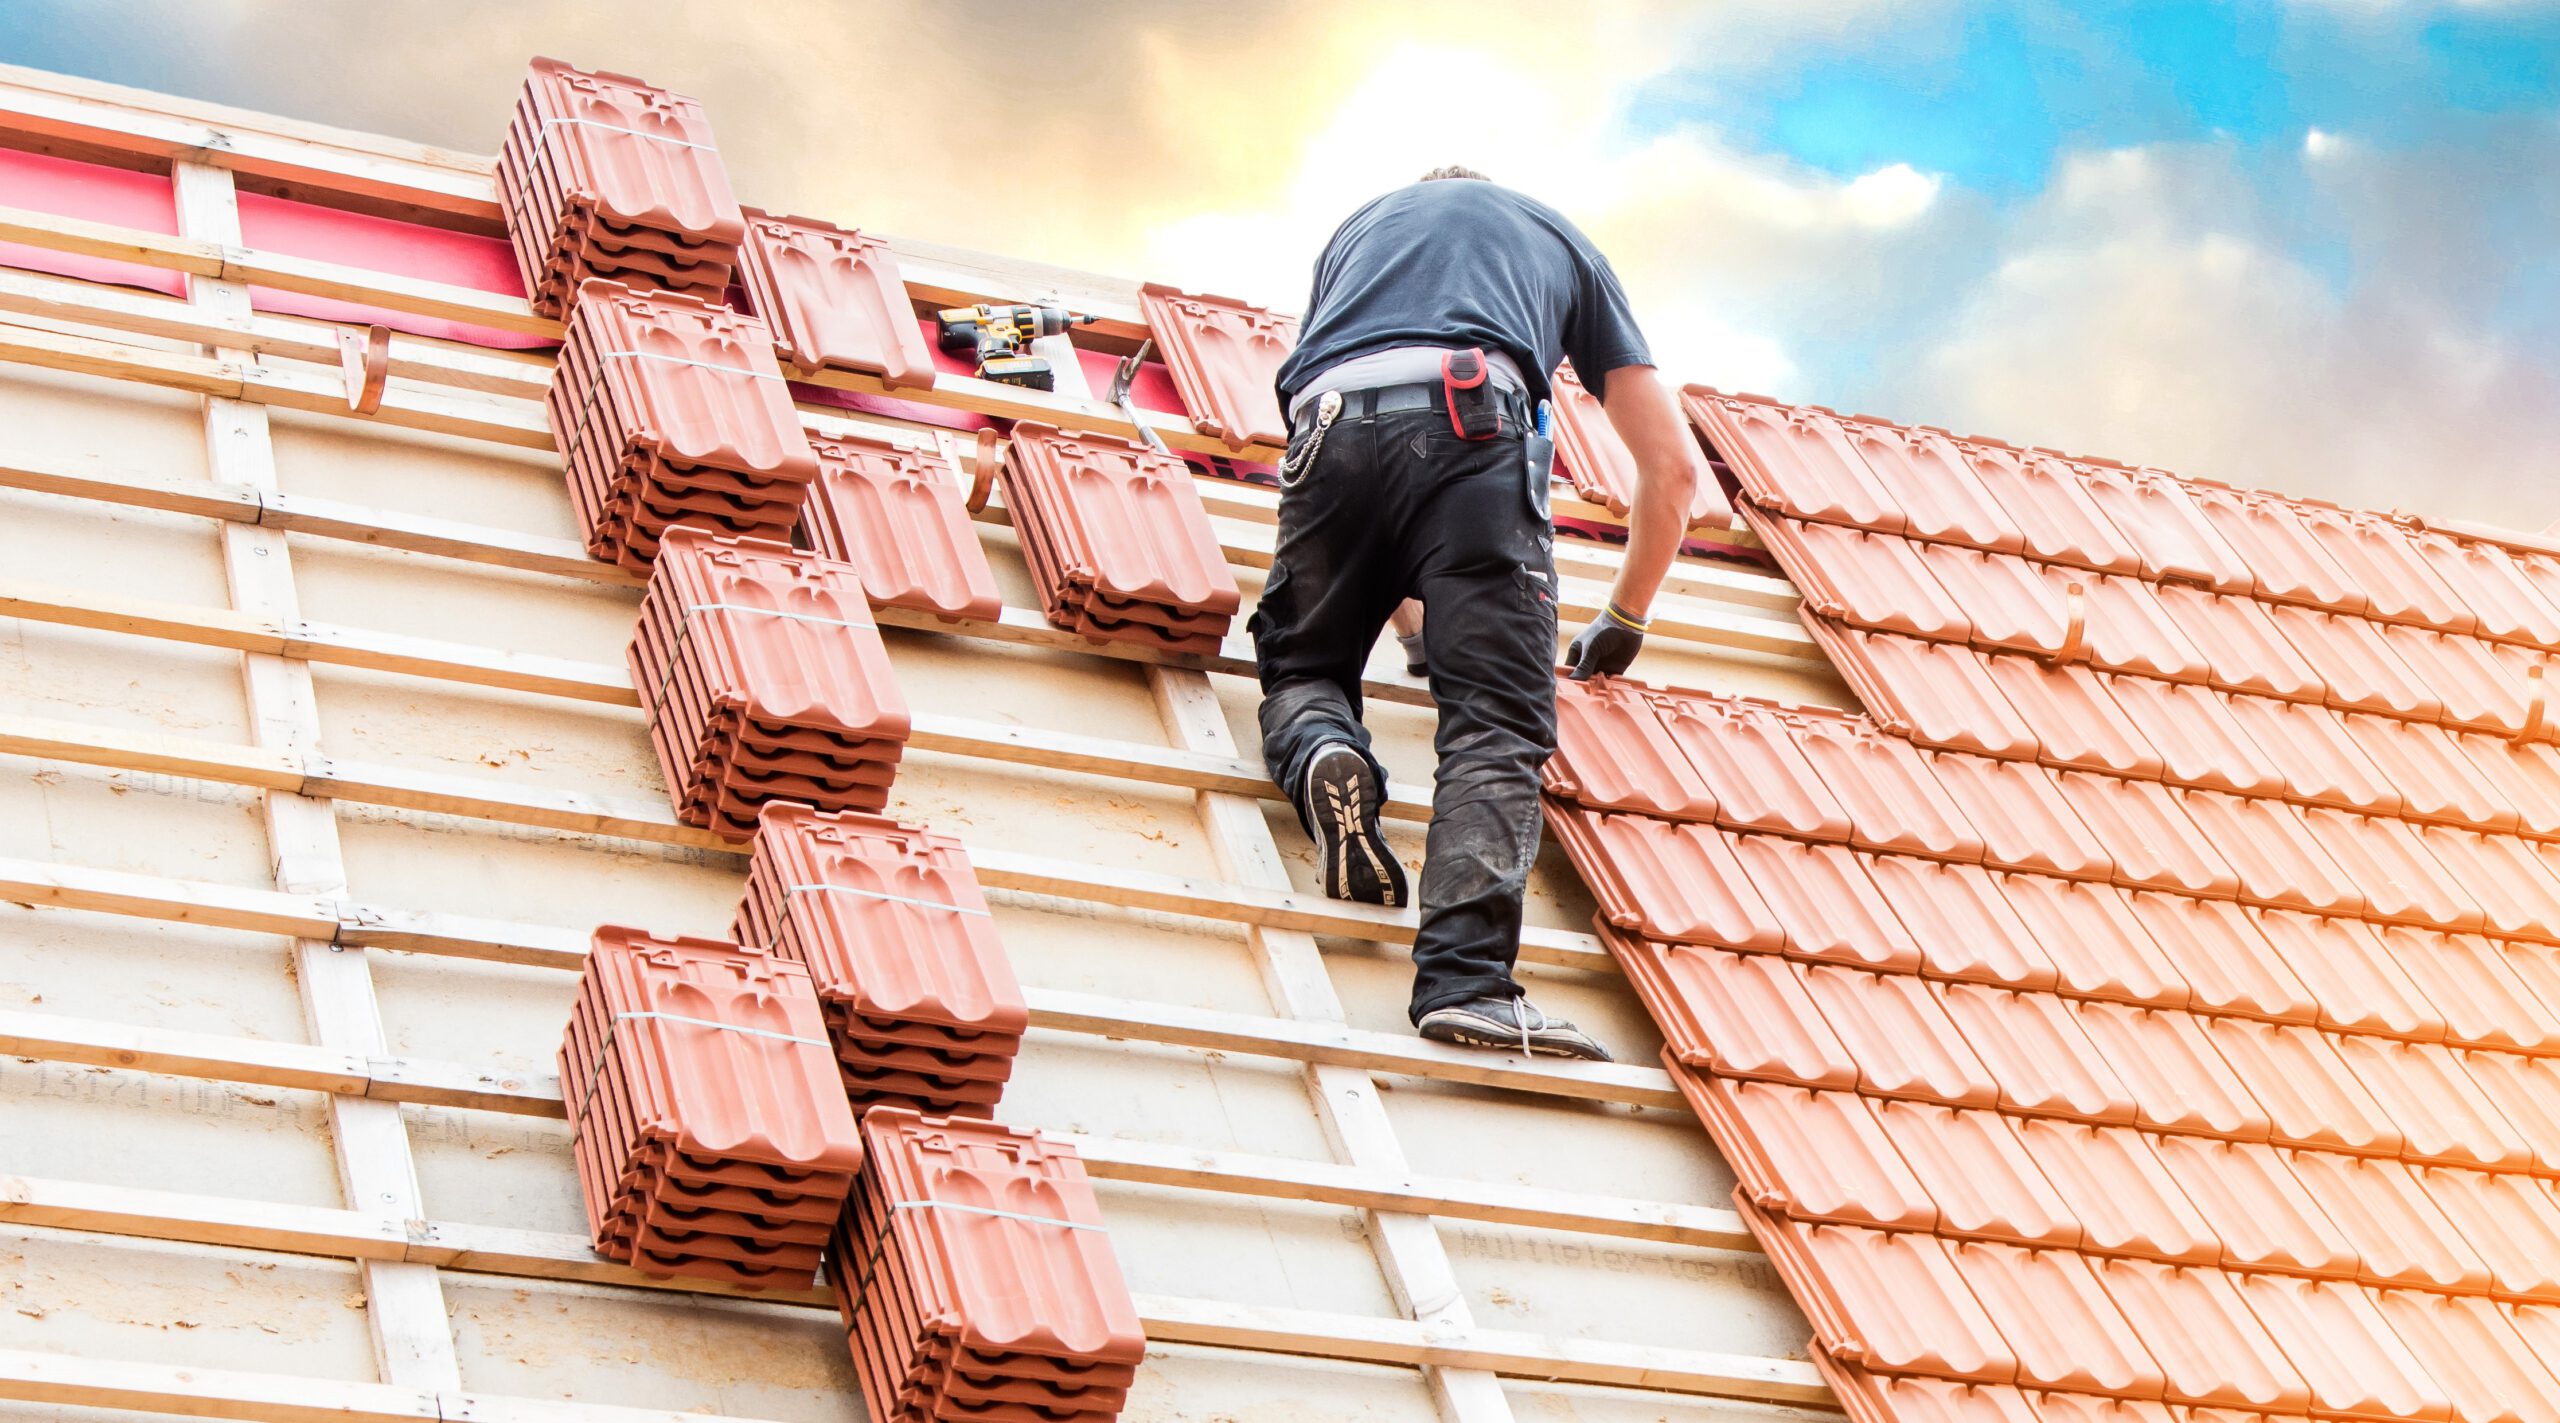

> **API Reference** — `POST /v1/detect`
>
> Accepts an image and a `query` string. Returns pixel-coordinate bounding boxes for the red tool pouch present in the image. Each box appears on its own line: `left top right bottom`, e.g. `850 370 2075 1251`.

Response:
1442 348 1504 440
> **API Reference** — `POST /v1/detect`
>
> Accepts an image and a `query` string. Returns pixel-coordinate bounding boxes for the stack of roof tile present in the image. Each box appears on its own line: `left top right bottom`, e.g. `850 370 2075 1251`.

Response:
561 926 862 1288
736 209 939 390
1001 422 1240 655
1548 387 2560 1423
826 1107 1144 1423
800 431 1003 624
1136 283 1296 454
735 803 1025 1117
498 58 744 319
549 279 818 572
632 527 909 840
1553 362 1736 530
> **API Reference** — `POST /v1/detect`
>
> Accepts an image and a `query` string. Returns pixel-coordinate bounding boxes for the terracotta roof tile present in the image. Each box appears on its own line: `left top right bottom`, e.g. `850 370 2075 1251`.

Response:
1799 963 2003 1107
1913 544 2075 656
2376 624 2536 734
2005 1120 2217 1264
2091 1257 2310 1411
1687 390 1906 533
2027 1394 2179 1423
2412 827 2560 942
2222 695 2402 815
1729 833 1926 972
2295 811 2483 932
2327 1035 2534 1171
2173 791 2361 915
735 210 936 389
1807 620 2044 758
1997 874 2183 1004
1973 451 2144 576
2416 1166 2560 1298
1743 1202 2016 1381
2266 604 2443 722
2053 774 2241 901
1545 676 1720 821
2118 892 2318 1024
2249 909 2447 1041
2281 1150 2492 1293
1674 1069 1936 1229
1935 984 2139 1124
1554 363 1737 528
1001 422 1242 650
1935 755 2113 880
2451 732 2560 837
2486 942 2560 1049
2061 572 2213 684
2371 928 2553 1052
2154 585 2330 702
2291 504 2472 633
2100 678 2285 797
2335 713 2517 829
1653 691 1857 840
2201 1019 2404 1155
1821 1358 2043 1423
2181 482 2367 612
1844 424 2025 552
799 433 1003 623
1947 1241 2164 1397
2370 1287 2560 1423
1752 509 1975 640
2229 1274 2451 1421
1605 931 1856 1083
1871 857 2059 990
1791 709 1989 860
1552 811 1786 949
2147 1135 2358 1276
2413 531 2560 647
1868 1101 2079 1248
1980 653 2167 780
2068 1001 2270 1140
2077 467 2256 594
1136 283 1295 452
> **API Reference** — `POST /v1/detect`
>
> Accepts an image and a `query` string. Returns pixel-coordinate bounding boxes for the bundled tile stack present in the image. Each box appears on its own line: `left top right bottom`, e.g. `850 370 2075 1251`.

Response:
827 1108 1145 1423
498 57 744 319
1001 422 1241 655
736 803 1025 1117
801 432 1004 624
632 527 910 839
561 926 862 1288
549 279 818 571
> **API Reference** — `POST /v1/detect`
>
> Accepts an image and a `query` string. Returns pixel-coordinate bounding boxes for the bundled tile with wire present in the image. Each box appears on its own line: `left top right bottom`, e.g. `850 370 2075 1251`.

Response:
497 57 743 318
548 279 817 572
560 927 862 1288
736 803 1025 1117
1001 422 1240 655
631 527 910 840
827 1108 1145 1423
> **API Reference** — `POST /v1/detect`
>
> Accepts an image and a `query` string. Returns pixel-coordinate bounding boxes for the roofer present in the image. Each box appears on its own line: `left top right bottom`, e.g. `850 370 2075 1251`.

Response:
1254 166 1700 1062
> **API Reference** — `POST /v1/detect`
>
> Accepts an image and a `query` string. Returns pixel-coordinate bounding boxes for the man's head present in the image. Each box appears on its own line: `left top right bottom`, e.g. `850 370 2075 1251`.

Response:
1419 165 1490 183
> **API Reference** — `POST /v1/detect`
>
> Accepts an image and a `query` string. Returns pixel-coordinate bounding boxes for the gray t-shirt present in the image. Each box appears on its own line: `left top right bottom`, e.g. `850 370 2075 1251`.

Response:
1275 180 1654 409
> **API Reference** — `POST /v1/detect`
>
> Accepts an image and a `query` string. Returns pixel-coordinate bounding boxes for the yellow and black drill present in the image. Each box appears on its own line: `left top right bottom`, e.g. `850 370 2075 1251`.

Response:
934 303 1097 391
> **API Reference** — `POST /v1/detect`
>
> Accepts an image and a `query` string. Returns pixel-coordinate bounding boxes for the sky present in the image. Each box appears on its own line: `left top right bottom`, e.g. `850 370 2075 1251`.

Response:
3 0 2556 528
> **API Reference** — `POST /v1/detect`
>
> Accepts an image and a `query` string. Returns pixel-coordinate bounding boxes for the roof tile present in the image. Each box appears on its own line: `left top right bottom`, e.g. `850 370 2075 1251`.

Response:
1868 1100 2080 1248
2006 1119 2218 1264
1872 856 2060 991
1136 283 1296 452
2092 1257 2310 1412
1001 422 1242 648
2371 1288 2560 1423
1751 509 1974 639
2371 928 2553 1053
1729 834 1926 973
2250 908 2447 1040
1554 363 1736 529
2413 531 2560 647
2282 1150 2492 1292
2118 892 2318 1025
1746 1204 2019 1382
2147 1135 2358 1276
1997 873 2185 1005
2153 585 2329 702
1809 621 2044 758
2265 604 2444 722
1799 963 2004 1107
1790 708 1989 860
2374 624 2531 734
1973 450 2144 575
1981 652 2167 780
2028 1394 2179 1423
1914 544 2075 657
1605 930 1857 1084
2181 482 2367 612
1687 390 1905 533
1844 423 2026 552
2295 810 2484 933
1550 809 1787 948
2228 1274 2451 1421
2172 791 2361 915
2292 504 2472 633
2100 679 2286 797
2221 695 2401 816
1947 1241 2165 1397
1672 1069 1937 1229
1652 691 1857 840
799 433 1004 623
2078 467 2256 594
1545 676 1720 821
1935 984 2140 1124
2202 1019 2404 1155
2069 1001 2271 1140
2450 732 2560 838
2061 573 2213 684
734 210 937 388
2416 1166 2560 1299
2054 773 2242 900
2487 942 2560 1049
2328 1035 2535 1171
1821 1357 2045 1423
1935 754 2114 880
2335 713 2517 829
2412 827 2560 942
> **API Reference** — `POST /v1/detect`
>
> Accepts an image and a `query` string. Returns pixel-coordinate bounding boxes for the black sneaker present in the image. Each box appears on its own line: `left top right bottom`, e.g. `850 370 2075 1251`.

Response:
1416 994 1613 1062
1300 741 1406 908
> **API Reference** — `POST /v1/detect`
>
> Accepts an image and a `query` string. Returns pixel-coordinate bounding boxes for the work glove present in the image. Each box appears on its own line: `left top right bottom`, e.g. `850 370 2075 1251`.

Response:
1564 617 1645 680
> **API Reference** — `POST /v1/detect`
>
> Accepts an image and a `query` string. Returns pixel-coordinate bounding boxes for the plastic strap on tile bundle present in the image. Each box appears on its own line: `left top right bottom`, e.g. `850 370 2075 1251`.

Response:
496 56 745 318
558 926 862 1289
802 432 1005 624
546 280 818 571
735 802 1026 1118
630 528 911 840
1000 422 1242 655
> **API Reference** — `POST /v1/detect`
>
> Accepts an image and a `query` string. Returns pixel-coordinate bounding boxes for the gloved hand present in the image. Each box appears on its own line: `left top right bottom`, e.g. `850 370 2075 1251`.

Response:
1564 617 1644 680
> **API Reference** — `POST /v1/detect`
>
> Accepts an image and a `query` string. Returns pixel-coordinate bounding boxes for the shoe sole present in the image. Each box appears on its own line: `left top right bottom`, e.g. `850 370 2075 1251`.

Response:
1417 1021 1613 1063
1304 747 1406 908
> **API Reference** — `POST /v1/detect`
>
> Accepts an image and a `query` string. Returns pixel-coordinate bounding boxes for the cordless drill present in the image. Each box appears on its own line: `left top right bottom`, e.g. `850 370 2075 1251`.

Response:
934 303 1097 391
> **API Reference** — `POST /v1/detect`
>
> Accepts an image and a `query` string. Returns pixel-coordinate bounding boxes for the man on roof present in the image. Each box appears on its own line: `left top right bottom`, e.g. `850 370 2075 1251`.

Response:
1254 165 1701 1062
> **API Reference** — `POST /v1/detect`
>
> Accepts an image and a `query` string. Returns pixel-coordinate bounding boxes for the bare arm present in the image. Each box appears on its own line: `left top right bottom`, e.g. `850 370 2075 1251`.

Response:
1595 365 1699 620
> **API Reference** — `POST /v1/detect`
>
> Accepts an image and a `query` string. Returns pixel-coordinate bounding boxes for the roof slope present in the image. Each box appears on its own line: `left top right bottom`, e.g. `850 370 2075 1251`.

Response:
1551 388 2560 1423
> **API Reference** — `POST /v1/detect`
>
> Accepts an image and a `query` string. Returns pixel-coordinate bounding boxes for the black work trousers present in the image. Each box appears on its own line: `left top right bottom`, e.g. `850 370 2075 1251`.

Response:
1250 402 1559 1023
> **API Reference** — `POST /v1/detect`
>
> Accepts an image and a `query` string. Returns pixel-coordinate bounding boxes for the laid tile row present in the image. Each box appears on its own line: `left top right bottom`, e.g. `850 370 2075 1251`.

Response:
1554 362 1739 530
1620 930 2560 1171
1687 385 2560 651
1682 1061 2560 1299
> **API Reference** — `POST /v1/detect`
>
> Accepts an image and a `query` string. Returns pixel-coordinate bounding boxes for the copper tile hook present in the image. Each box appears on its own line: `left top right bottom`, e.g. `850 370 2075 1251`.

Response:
967 426 1000 513
336 323 390 414
2521 658 2554 745
2045 580 2088 666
